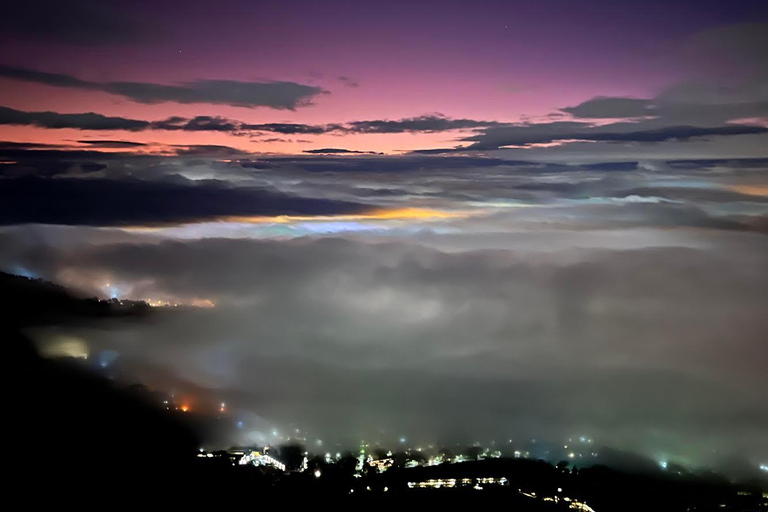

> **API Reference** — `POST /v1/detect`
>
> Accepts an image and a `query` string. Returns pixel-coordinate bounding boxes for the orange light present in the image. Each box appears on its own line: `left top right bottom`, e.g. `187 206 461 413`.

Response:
222 207 468 224
180 405 189 412
730 184 768 197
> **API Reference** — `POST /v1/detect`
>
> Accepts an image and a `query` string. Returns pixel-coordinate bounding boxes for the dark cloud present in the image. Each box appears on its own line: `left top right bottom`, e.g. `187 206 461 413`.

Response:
0 176 369 226
239 115 500 135
254 137 307 144
337 76 359 88
76 140 148 148
172 145 247 157
0 105 501 137
347 114 498 134
151 116 240 132
0 106 150 131
0 141 64 150
0 146 137 176
244 122 340 135
563 88 768 126
239 114 500 135
302 148 383 155
562 97 656 118
0 145 526 179
0 66 326 109
0 106 252 134
460 122 768 150
414 70 768 155
667 157 768 169
241 155 525 173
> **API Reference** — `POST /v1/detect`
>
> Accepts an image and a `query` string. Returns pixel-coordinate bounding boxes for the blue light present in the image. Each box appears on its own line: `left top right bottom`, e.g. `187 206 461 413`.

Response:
98 350 119 368
8 265 37 279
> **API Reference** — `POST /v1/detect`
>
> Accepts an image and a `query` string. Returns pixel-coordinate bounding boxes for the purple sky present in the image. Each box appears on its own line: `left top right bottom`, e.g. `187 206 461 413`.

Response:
2 0 767 153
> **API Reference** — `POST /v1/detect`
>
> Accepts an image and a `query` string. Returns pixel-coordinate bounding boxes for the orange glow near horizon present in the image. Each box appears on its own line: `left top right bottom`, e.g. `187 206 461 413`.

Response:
223 206 470 224
729 184 768 197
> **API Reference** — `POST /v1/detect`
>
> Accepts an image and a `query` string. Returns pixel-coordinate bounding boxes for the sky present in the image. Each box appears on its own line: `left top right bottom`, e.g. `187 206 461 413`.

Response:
1 0 767 469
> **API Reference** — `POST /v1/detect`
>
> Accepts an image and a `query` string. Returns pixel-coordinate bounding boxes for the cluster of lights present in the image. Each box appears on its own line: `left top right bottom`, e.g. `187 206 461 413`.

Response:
324 452 342 464
522 488 596 512
145 298 178 308
159 390 233 416
143 297 215 308
95 284 215 309
407 477 508 489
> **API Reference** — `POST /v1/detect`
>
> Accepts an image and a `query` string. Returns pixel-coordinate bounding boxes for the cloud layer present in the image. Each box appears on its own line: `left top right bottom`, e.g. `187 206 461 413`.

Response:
2 233 766 462
0 66 325 109
0 176 368 226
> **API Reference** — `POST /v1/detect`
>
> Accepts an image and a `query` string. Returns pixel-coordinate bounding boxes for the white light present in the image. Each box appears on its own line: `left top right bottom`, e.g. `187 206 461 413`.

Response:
314 469 322 478
660 461 668 469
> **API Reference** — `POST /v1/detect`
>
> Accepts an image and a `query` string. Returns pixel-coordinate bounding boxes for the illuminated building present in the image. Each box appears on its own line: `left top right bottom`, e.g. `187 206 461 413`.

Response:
238 451 286 472
368 457 393 472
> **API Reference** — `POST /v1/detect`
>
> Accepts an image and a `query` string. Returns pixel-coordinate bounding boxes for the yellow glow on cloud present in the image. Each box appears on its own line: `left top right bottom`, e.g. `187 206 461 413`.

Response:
223 206 468 224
